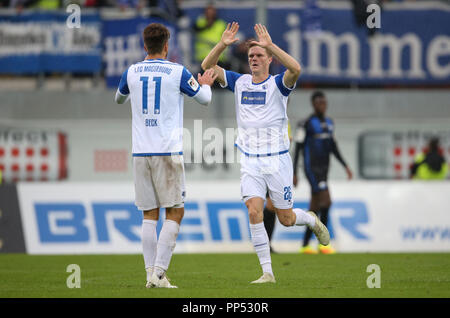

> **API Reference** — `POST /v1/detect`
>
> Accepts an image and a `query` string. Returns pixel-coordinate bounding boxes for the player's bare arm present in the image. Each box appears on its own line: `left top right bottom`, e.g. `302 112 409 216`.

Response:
201 21 240 86
251 24 301 88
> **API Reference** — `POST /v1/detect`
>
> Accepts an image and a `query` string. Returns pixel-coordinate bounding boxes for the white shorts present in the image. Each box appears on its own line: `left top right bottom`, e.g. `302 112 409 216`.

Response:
240 152 294 210
133 155 186 211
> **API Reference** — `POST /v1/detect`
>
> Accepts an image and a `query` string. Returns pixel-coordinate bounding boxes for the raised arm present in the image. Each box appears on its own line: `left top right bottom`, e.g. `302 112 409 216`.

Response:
201 22 240 86
250 24 301 88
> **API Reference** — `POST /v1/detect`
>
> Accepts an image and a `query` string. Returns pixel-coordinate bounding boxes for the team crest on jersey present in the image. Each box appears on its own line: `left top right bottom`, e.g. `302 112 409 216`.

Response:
188 76 199 91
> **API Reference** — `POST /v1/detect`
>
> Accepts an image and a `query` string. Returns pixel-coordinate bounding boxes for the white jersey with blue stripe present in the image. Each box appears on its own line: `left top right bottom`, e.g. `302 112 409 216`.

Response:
117 59 200 156
221 69 295 156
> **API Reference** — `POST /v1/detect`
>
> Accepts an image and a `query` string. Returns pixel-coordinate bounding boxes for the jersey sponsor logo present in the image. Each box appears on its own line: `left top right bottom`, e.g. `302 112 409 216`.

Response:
188 76 199 91
241 91 266 105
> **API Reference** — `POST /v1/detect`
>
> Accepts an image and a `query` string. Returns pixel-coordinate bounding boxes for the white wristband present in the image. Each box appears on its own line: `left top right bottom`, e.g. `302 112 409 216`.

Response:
193 84 212 105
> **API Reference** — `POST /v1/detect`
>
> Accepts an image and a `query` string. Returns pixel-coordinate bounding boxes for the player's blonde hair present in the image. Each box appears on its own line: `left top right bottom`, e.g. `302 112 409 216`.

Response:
246 38 273 58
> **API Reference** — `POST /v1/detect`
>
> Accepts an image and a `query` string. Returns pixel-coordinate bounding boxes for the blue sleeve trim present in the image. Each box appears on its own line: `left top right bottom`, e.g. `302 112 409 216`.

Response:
225 70 242 92
118 68 129 95
180 67 200 97
275 72 294 97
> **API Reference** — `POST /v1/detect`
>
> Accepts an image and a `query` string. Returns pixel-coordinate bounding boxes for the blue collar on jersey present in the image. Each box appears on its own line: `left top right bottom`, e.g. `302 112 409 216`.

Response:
140 59 175 65
252 75 271 85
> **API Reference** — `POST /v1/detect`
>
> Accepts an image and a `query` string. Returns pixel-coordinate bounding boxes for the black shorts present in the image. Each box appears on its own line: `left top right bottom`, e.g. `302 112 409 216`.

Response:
304 167 329 194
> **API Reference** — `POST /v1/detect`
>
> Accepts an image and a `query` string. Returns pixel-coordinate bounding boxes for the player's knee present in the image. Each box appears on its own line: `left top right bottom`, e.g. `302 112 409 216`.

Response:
277 212 295 227
248 208 260 222
143 209 159 220
245 197 265 223
166 207 184 223
246 205 262 223
279 218 292 227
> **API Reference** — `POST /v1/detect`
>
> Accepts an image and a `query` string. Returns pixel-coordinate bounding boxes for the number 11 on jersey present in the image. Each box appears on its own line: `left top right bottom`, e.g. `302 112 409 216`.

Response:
140 76 161 115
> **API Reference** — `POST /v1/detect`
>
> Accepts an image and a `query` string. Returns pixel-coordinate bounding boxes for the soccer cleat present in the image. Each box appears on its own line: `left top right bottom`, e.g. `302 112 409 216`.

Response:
319 244 336 254
307 211 330 246
300 245 319 254
148 272 178 288
145 267 154 288
250 272 276 284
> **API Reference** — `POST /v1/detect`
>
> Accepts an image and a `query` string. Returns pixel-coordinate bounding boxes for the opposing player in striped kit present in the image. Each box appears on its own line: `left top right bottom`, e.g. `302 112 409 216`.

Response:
115 23 217 288
202 22 330 283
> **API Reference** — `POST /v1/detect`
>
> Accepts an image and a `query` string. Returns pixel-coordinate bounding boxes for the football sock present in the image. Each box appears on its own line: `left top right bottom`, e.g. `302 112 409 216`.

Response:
142 219 157 281
154 219 180 279
263 207 276 241
303 227 313 247
154 266 165 280
293 208 315 227
250 222 273 276
320 207 329 227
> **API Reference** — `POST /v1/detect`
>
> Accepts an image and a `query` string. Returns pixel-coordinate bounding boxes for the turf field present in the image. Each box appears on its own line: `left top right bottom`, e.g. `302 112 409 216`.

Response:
0 253 449 298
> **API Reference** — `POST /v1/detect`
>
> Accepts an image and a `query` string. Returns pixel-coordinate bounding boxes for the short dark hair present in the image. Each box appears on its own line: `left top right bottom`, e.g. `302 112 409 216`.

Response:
429 137 440 151
143 23 170 55
311 91 325 103
246 38 273 58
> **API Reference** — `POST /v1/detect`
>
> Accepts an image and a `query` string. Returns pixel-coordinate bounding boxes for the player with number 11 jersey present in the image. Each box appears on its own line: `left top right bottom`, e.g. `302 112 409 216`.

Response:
118 55 208 156
114 23 217 289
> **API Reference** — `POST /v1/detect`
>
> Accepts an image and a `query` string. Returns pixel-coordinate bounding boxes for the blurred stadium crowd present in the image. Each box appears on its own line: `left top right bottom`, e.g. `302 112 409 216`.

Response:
2 0 450 11
0 0 448 183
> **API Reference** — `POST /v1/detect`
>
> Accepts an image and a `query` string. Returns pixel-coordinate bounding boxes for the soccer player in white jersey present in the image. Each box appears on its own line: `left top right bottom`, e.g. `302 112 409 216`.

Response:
202 22 330 284
115 23 217 288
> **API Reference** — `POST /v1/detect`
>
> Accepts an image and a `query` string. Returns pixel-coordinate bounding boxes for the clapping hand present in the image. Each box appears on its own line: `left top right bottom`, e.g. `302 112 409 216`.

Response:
221 22 240 46
198 68 218 86
249 24 273 49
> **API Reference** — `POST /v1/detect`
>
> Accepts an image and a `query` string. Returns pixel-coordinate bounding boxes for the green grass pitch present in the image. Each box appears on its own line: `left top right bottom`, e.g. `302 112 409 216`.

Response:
0 253 449 298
